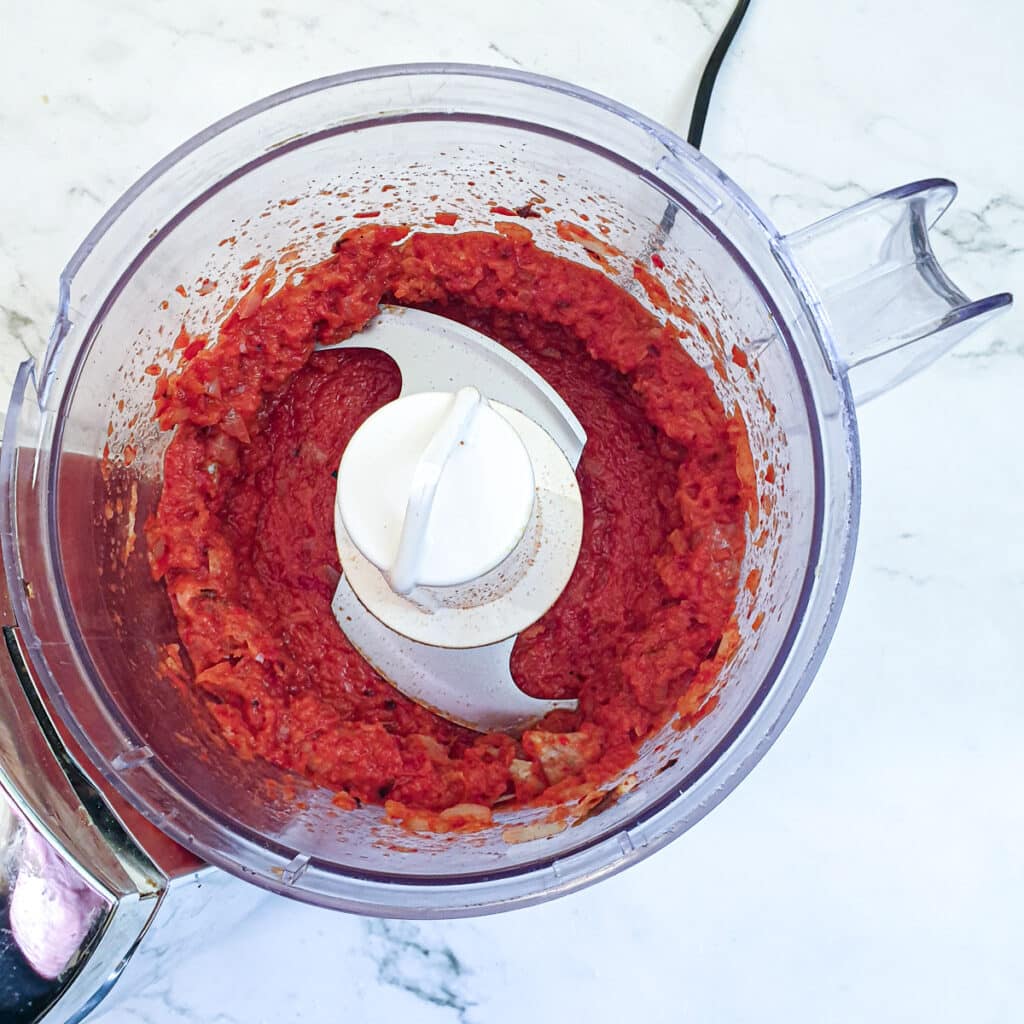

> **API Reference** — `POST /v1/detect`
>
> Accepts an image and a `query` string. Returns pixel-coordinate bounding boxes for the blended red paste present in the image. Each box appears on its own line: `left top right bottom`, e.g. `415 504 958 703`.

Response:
148 223 748 817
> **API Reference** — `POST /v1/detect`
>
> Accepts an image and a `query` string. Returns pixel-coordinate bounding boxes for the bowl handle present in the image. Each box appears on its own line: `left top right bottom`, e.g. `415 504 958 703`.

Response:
776 178 1012 403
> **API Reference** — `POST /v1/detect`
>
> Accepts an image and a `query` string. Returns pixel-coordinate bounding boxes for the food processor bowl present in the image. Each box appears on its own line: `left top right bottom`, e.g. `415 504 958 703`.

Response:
1 65 1010 917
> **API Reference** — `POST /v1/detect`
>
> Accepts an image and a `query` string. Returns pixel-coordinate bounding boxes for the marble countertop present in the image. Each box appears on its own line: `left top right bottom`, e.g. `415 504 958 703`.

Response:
3 0 1021 1021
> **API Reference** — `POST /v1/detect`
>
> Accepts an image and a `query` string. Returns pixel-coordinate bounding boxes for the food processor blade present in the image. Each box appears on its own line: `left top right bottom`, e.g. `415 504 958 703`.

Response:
319 306 585 732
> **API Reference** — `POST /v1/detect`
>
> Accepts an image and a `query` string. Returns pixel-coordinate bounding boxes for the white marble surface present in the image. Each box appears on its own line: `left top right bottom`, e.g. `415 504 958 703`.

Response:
2 0 1022 1020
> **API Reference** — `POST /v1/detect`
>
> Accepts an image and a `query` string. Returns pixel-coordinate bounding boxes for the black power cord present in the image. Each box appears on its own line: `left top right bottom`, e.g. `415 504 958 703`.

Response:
687 0 752 150
654 0 751 241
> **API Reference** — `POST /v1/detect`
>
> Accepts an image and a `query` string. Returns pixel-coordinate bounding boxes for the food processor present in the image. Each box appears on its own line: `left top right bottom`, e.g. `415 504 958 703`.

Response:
0 64 1011 1023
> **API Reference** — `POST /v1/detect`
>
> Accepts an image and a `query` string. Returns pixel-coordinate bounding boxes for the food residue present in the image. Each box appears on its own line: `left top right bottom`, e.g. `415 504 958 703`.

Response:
147 223 750 817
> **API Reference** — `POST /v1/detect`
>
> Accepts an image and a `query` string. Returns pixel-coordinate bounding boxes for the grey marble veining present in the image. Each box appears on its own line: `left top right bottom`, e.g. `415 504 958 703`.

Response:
1 0 1020 1021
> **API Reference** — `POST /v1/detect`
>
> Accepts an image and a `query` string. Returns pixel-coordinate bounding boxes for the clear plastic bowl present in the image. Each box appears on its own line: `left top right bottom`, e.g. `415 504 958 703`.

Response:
0 64 1009 916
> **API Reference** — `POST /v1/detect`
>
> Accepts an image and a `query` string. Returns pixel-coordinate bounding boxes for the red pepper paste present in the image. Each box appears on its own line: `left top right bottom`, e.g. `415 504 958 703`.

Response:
148 224 748 814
